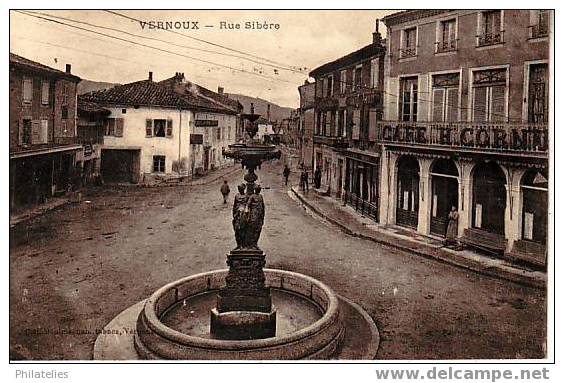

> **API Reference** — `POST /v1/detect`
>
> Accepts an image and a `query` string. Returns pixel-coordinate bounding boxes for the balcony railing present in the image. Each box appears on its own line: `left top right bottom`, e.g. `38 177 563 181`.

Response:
477 31 504 47
11 136 81 155
399 46 417 58
530 23 549 39
376 121 548 154
313 135 348 149
435 39 457 53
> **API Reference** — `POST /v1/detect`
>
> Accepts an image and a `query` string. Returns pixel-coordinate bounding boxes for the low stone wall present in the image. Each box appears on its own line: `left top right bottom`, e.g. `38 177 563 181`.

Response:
135 269 344 360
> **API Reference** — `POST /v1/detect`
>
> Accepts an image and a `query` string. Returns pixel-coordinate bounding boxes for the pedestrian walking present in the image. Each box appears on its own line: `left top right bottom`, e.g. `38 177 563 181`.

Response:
303 170 309 192
283 165 291 186
220 180 231 204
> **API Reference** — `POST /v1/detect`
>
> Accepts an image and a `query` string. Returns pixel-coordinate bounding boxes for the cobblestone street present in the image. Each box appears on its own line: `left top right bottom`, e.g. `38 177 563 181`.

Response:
9 160 546 360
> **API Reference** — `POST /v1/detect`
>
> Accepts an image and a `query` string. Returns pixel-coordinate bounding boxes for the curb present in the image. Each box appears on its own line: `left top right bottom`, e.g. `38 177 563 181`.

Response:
289 187 545 290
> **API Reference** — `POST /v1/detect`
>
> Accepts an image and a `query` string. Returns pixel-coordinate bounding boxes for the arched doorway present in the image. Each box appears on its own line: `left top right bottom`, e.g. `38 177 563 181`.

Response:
396 156 420 228
430 159 459 236
521 169 548 243
472 162 506 235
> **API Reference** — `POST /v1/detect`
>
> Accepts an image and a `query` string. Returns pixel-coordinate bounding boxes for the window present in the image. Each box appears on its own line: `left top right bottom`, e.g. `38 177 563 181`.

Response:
23 78 32 104
437 19 457 52
528 63 548 123
62 83 69 105
62 106 68 120
340 70 347 93
400 77 418 122
530 10 549 39
401 27 417 58
216 127 221 140
41 81 50 105
122 108 127 114
431 73 460 122
228 126 232 140
478 11 503 46
337 109 345 137
327 75 333 97
22 119 32 145
146 119 172 138
472 68 507 122
324 111 331 136
105 118 125 137
153 155 166 173
370 59 380 88
354 66 362 91
40 119 48 143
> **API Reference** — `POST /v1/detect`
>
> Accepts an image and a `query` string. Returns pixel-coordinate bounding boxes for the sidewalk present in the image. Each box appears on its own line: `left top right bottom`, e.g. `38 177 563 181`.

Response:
9 165 243 228
290 186 546 289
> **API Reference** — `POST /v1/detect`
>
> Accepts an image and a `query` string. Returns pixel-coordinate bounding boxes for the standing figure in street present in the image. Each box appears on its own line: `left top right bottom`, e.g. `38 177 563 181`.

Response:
444 206 459 247
314 167 322 189
303 170 309 192
220 180 231 204
232 183 248 249
283 165 291 186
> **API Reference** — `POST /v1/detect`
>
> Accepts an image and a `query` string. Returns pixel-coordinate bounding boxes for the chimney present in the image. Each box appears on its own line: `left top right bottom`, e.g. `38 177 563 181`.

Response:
65 64 71 74
267 104 271 122
373 19 382 45
148 71 153 81
218 86 224 95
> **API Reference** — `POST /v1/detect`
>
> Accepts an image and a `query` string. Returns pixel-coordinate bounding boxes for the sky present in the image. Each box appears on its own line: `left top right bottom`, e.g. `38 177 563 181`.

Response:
10 10 394 108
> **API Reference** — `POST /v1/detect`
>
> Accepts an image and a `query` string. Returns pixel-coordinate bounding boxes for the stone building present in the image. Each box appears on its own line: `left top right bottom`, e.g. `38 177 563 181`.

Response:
379 10 550 266
309 20 385 220
79 72 239 182
9 53 81 212
298 80 316 169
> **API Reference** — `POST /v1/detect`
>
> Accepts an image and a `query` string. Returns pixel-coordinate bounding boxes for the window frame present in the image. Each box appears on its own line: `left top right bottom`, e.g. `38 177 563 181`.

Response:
22 78 33 104
468 65 510 122
429 70 462 122
435 15 458 54
399 25 418 59
152 155 166 173
476 10 505 48
41 81 50 106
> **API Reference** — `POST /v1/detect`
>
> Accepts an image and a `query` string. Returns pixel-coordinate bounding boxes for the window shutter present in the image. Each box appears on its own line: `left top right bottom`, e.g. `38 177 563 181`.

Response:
446 88 459 122
40 120 48 143
115 118 124 137
31 120 41 144
23 79 32 103
432 88 445 122
146 119 153 137
416 74 427 122
473 87 488 122
368 109 378 141
490 85 506 122
352 109 360 139
166 120 173 137
41 81 50 105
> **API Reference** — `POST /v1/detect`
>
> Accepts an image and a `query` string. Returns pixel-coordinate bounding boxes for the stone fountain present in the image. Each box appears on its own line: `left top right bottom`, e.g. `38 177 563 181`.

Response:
93 104 380 360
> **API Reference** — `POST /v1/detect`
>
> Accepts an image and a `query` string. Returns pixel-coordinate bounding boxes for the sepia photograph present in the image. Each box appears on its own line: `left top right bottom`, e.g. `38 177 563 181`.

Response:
7 7 553 367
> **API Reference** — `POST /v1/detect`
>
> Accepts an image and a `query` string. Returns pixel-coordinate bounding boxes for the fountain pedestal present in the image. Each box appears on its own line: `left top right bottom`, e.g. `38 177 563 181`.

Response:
211 249 276 339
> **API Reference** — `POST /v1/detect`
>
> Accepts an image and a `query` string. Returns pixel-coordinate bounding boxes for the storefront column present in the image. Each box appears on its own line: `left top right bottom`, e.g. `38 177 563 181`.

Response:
417 158 432 235
505 167 526 252
458 160 474 237
379 149 397 225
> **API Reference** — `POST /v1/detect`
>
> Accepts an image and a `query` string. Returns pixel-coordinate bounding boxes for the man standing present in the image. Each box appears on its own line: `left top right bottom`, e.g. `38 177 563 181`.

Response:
283 165 290 186
220 180 231 204
303 170 309 192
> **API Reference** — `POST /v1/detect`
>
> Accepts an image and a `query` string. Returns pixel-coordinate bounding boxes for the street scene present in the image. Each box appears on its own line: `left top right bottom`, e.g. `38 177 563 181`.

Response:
9 9 550 361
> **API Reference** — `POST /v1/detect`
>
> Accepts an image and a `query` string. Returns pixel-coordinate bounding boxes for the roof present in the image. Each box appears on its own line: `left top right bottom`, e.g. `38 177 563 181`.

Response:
159 73 242 114
77 100 111 117
309 42 385 78
381 10 450 26
10 53 81 82
79 75 237 113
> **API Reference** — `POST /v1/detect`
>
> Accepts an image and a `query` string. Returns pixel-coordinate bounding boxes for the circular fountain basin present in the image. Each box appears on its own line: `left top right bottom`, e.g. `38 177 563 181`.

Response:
134 269 344 360
94 269 380 360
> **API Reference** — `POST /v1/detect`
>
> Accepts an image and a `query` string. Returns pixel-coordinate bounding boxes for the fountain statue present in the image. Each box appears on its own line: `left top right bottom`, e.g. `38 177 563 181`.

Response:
211 103 281 340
